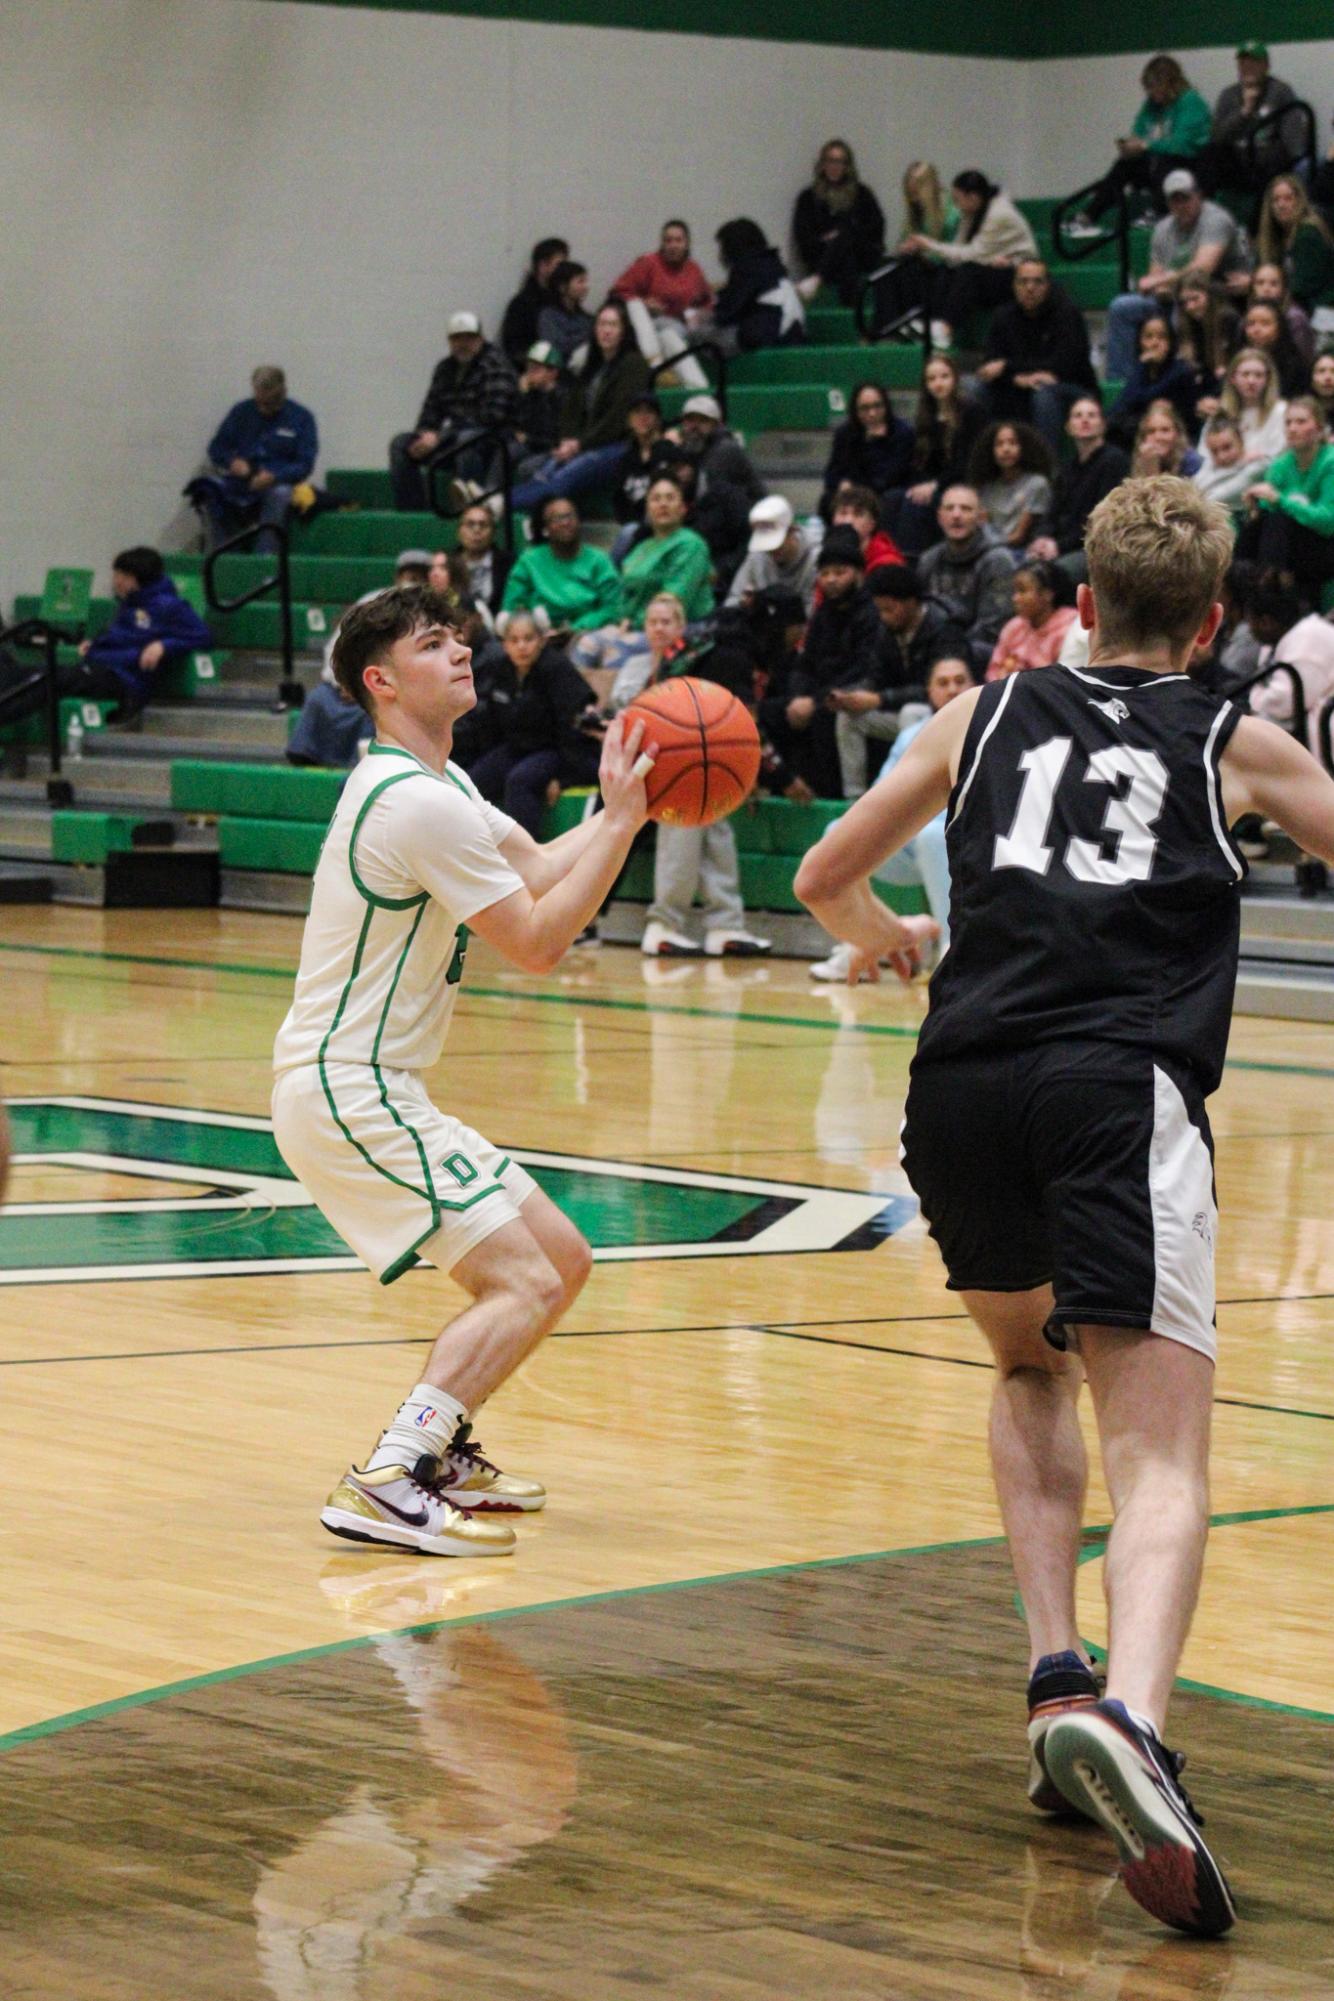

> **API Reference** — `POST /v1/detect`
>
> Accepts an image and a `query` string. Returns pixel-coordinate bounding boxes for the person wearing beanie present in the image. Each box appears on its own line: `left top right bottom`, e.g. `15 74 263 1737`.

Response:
916 484 1015 673
775 527 887 796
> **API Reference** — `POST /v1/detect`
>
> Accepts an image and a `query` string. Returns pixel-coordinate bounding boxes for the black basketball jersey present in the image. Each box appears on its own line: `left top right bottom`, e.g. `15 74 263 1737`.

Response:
916 663 1246 1093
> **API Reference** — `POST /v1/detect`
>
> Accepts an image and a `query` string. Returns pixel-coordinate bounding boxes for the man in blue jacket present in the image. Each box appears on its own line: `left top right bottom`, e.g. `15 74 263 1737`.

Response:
0 548 212 727
199 366 318 547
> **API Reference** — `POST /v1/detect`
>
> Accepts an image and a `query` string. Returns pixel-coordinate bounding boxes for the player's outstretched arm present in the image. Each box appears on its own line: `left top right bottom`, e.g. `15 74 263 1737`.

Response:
468 717 650 974
795 693 972 976
1222 716 1334 866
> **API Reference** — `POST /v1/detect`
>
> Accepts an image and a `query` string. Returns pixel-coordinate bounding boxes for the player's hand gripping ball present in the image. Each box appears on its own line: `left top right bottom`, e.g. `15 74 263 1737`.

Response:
623 677 761 827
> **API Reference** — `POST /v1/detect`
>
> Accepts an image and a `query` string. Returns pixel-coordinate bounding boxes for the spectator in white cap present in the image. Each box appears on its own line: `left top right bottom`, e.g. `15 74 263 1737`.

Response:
612 220 715 389
670 393 765 509
1101 170 1252 382
288 550 432 766
726 495 821 612
388 311 518 510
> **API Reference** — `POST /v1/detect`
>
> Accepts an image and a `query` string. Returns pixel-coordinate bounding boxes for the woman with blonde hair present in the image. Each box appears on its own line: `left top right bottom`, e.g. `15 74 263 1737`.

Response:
901 161 954 243
1130 398 1202 479
791 137 886 305
1255 176 1334 322
1211 346 1287 464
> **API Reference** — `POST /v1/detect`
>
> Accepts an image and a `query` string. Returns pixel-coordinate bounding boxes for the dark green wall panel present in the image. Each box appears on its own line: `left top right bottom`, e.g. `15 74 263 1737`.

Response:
267 0 1334 60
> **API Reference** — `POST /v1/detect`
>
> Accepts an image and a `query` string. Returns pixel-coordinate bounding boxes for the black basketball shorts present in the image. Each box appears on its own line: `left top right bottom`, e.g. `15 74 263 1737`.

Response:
901 1041 1218 1361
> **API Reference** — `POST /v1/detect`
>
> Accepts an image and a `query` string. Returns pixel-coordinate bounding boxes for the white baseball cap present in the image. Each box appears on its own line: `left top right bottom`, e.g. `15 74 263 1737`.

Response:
1162 170 1198 198
681 393 723 421
748 494 794 553
447 310 482 336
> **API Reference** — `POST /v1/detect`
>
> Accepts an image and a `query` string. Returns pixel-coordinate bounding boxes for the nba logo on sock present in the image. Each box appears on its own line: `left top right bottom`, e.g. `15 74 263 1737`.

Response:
414 1407 438 1429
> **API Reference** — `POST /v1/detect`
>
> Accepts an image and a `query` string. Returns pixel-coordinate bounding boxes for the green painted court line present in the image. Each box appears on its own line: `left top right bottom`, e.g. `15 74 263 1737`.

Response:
0 1531 1006 1755
9 939 1334 1074
1076 1504 1334 1722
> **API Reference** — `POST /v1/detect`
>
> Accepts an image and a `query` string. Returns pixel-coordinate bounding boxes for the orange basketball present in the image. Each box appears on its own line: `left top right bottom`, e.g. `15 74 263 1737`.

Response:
624 676 761 828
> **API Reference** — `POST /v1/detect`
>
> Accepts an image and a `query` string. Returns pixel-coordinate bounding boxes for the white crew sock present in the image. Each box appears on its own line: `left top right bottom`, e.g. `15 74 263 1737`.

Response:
1125 1704 1160 1743
366 1383 467 1472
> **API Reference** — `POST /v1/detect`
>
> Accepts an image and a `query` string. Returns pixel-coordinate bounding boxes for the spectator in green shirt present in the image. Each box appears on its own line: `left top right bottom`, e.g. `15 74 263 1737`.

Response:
618 477 716 626
1241 397 1334 604
1084 54 1212 223
501 496 621 632
572 475 715 673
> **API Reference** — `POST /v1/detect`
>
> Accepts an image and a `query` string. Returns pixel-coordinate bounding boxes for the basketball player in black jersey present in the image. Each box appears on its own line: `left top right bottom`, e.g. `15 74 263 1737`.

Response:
797 476 1334 1940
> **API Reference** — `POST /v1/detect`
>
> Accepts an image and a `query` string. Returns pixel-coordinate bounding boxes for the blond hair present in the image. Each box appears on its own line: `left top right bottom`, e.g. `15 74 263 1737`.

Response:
1084 476 1233 650
1257 174 1334 267
1221 346 1280 423
902 160 948 239
645 591 686 624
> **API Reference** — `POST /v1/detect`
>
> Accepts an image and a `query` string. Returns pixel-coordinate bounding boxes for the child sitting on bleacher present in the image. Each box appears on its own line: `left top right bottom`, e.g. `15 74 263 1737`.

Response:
0 547 211 730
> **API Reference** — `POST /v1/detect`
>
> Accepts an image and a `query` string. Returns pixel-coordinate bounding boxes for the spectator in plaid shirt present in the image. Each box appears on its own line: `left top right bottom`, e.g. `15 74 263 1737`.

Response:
389 311 518 511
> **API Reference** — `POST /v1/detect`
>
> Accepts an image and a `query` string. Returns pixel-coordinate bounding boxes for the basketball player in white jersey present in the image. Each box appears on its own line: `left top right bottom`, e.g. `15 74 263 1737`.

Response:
798 478 1334 1936
272 586 650 1559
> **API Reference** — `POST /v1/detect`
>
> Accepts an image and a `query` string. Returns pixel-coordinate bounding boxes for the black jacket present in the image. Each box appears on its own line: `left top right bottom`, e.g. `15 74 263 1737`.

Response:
792 184 886 275
560 349 653 451
879 599 972 706
911 397 989 484
514 384 562 457
820 417 916 512
681 427 766 507
614 438 680 524
715 248 807 351
500 276 552 366
1044 443 1130 554
457 642 597 774
982 289 1098 391
790 589 887 698
416 342 518 435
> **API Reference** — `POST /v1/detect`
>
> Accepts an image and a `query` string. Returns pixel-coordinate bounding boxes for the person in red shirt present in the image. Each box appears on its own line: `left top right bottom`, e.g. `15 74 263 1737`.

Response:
831 482 905 572
612 220 715 389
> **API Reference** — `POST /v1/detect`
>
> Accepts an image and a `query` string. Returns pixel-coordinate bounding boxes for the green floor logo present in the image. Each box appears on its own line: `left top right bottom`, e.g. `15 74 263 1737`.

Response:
4 1097 915 1286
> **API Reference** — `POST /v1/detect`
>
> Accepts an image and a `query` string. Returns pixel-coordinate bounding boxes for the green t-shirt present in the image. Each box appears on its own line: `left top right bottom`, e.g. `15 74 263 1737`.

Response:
1263 443 1334 538
501 541 621 630
618 527 716 628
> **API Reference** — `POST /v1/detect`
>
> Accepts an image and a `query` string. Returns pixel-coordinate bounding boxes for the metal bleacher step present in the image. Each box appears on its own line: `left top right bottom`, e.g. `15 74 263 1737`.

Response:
1237 888 1334 1021
135 703 291 748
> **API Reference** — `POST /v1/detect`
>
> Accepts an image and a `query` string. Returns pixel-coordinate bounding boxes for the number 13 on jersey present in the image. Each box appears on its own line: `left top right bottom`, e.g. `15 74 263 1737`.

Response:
993 736 1169 886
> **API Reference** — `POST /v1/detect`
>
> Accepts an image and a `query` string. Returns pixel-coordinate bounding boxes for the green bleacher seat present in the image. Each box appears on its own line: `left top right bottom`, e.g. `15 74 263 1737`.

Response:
218 817 326 873
296 511 450 557
39 567 95 632
804 305 858 345
173 551 403 601
50 813 146 864
327 470 395 510
171 759 345 821
728 343 925 394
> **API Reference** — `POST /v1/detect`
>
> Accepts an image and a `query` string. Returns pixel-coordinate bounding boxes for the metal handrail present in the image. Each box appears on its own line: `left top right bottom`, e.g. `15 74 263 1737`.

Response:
203 520 302 709
1227 660 1307 743
647 340 730 420
1235 97 1317 182
424 425 516 553
1318 692 1334 777
1052 181 1131 296
0 618 74 803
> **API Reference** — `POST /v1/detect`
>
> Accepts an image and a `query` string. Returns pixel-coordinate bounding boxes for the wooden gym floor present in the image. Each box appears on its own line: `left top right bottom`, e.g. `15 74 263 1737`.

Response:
0 906 1330 1997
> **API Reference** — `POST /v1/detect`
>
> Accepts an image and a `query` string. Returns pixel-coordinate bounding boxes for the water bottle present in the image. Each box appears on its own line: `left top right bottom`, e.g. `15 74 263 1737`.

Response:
65 710 85 761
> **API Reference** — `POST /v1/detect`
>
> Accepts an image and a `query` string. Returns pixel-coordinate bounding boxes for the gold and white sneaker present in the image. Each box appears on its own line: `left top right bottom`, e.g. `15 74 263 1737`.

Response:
433 1422 547 1514
321 1462 517 1556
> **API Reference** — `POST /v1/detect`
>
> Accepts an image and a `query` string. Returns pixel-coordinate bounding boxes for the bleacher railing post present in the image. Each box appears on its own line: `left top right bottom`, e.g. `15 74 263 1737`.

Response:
202 520 302 710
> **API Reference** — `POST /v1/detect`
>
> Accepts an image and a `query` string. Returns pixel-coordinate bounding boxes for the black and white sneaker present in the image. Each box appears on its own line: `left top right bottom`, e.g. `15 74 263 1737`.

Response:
1026 1650 1101 1815
1043 1699 1236 1937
